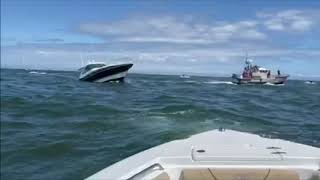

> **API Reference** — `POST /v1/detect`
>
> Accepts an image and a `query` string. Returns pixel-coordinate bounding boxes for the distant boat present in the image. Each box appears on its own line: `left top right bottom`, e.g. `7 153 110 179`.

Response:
86 129 320 180
180 74 190 79
232 55 289 85
78 62 133 83
305 81 316 85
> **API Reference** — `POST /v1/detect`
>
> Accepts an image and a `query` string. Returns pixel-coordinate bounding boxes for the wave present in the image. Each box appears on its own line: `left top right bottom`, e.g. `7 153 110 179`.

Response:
2 69 320 180
305 81 317 85
29 71 47 75
167 109 194 115
184 80 198 83
264 82 285 86
204 81 236 85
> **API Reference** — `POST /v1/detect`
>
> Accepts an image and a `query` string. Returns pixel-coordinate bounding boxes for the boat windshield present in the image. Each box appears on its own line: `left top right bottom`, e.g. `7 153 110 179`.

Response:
81 63 106 73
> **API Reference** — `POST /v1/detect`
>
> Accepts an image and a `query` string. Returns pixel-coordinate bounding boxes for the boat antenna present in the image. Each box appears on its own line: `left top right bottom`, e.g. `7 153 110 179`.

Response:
245 51 248 62
245 51 249 64
80 53 84 67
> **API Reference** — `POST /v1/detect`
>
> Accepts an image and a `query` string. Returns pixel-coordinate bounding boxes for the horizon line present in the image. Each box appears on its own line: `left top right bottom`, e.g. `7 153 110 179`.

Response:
1 67 319 81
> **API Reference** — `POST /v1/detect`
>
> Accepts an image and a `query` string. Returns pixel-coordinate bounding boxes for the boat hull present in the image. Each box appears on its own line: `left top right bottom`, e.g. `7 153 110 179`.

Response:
79 64 133 82
232 74 289 85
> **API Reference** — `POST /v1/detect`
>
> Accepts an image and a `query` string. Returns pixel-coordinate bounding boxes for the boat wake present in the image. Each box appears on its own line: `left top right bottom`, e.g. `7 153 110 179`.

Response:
205 81 236 85
184 80 198 83
264 82 284 86
29 71 47 75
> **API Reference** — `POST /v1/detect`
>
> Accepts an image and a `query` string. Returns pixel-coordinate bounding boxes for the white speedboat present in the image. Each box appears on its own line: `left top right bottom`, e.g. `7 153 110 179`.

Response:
86 129 320 180
79 62 133 83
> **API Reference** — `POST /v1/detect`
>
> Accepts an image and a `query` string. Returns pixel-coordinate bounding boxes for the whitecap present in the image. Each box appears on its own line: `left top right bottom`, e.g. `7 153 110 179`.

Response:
29 71 47 75
184 80 198 83
205 81 236 85
305 81 316 85
264 82 284 86
169 109 193 115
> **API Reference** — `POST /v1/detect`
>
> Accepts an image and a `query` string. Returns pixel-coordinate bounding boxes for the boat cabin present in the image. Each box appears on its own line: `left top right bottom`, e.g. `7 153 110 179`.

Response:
79 63 106 74
242 61 272 80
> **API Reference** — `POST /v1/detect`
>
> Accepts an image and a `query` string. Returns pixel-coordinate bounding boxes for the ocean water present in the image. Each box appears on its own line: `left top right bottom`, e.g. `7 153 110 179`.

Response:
1 68 319 179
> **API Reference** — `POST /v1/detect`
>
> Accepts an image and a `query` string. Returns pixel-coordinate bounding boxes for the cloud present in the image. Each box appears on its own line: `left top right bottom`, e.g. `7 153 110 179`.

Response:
258 10 314 32
79 17 266 44
79 9 317 44
2 39 320 78
3 42 320 63
33 38 64 43
1 37 16 42
2 9 319 78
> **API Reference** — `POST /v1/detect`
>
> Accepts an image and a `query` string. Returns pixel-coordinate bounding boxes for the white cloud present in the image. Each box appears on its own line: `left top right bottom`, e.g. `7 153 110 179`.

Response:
79 17 266 44
79 10 316 45
116 37 213 44
2 10 319 77
79 9 317 45
258 10 314 32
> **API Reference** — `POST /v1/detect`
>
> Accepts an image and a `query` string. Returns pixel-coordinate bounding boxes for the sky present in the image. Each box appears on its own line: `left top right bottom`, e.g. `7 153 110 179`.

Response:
1 0 320 79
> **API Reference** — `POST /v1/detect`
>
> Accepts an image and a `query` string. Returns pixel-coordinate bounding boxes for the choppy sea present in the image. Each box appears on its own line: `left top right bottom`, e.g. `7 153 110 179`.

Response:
1 68 319 179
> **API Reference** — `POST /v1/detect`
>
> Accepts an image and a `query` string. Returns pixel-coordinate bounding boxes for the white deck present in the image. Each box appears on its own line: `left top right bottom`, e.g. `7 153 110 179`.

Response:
86 129 320 180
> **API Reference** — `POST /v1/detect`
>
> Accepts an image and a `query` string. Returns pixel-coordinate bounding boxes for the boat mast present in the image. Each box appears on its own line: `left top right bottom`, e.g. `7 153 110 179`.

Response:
244 52 250 70
245 51 248 63
80 53 84 67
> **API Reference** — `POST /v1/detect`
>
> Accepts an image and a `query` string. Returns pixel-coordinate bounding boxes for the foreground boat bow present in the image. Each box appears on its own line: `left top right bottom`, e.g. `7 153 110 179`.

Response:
86 129 320 180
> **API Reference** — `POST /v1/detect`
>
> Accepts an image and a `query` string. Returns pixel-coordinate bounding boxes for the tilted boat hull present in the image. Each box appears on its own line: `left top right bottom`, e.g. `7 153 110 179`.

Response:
79 64 133 82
